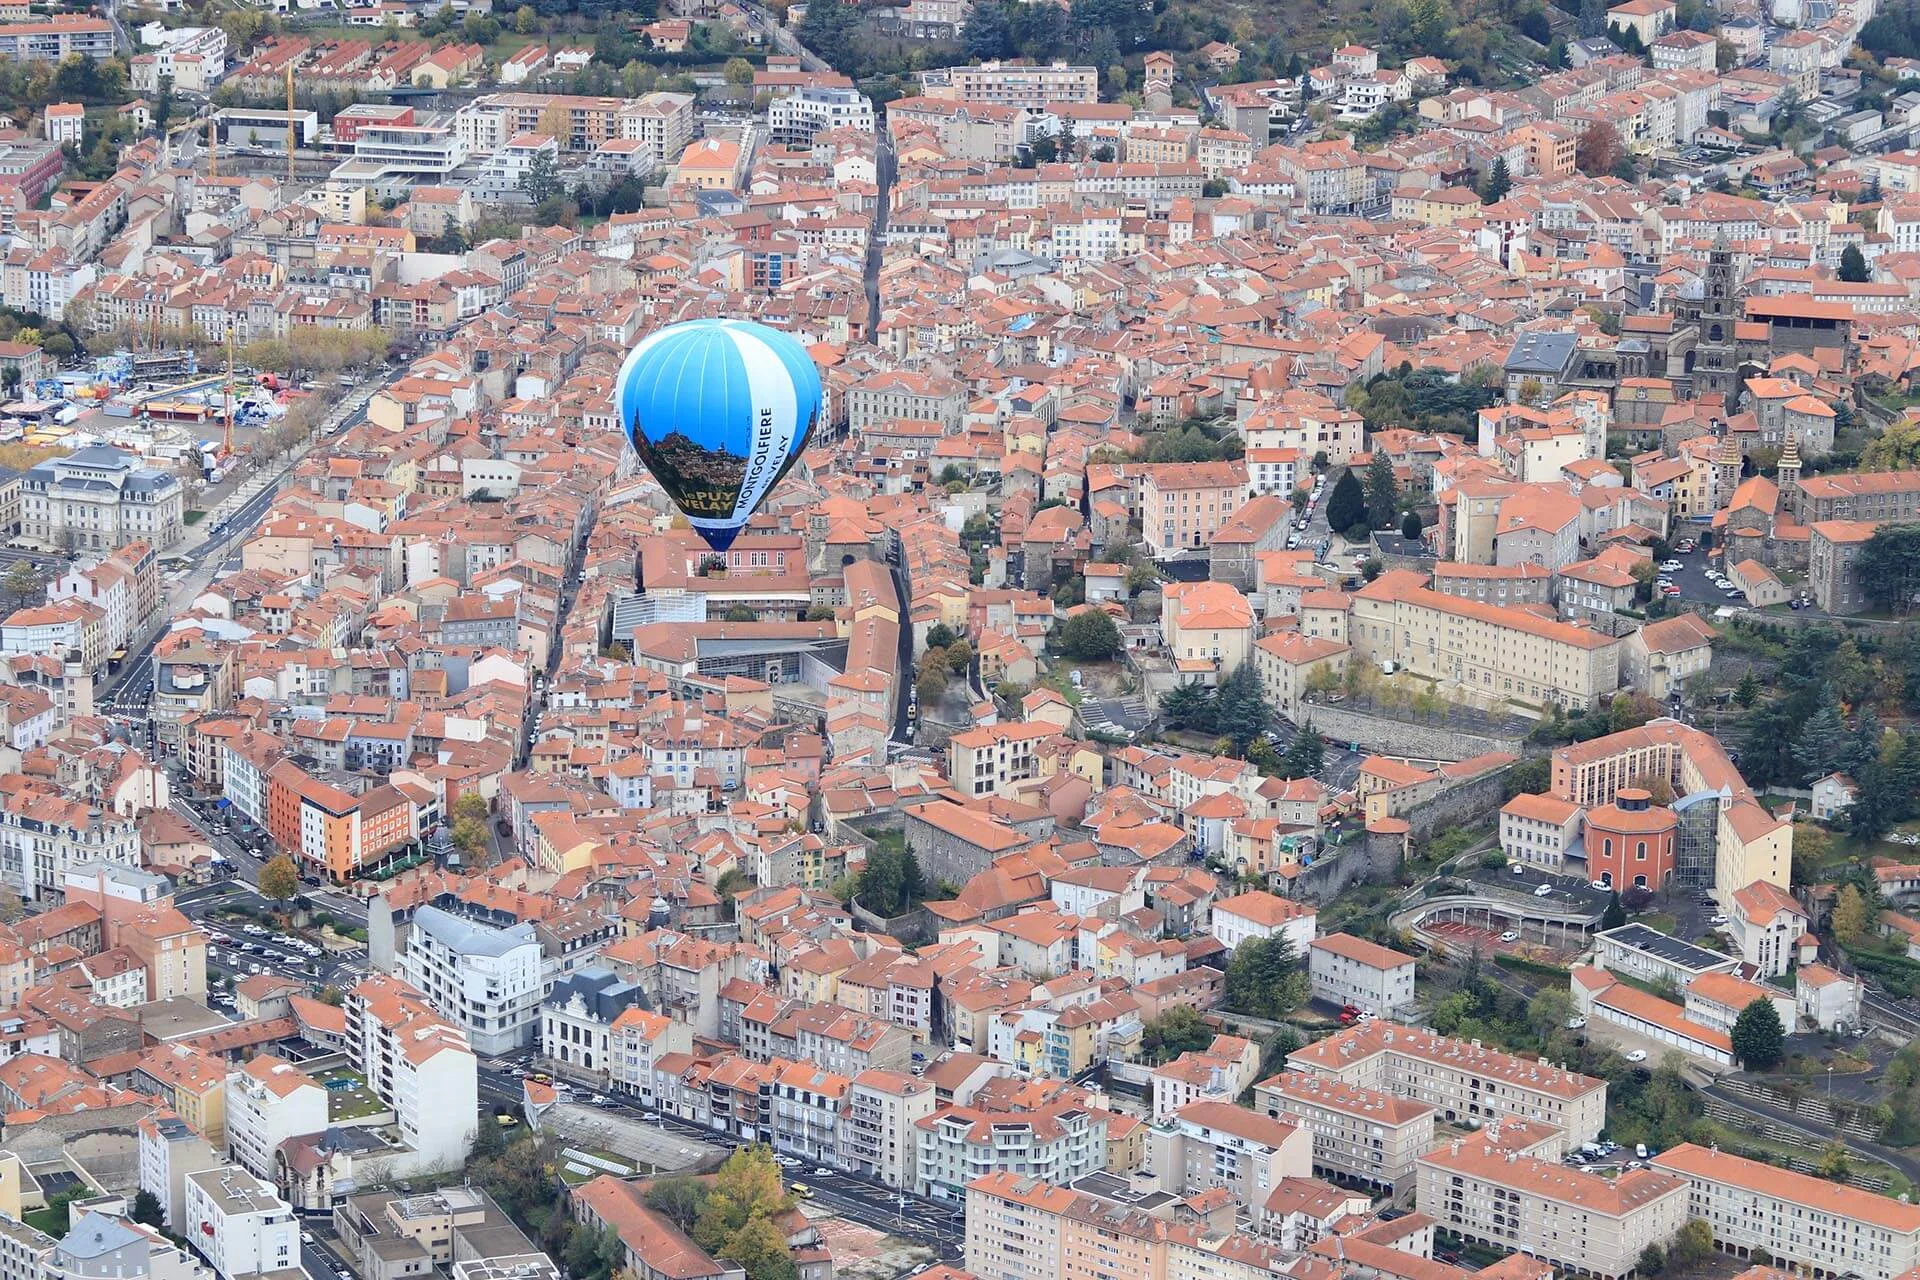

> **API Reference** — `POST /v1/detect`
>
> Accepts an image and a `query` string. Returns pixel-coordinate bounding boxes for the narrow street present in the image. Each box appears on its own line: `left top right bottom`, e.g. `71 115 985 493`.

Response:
864 121 894 346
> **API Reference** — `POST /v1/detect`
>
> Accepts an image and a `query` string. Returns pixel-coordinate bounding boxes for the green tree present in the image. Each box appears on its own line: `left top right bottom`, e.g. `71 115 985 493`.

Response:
692 1146 792 1255
1057 610 1122 660
1734 671 1760 707
1279 724 1324 778
945 640 973 673
1833 882 1872 946
131 1190 164 1228
1601 890 1626 930
1816 1140 1851 1182
1223 934 1307 1019
1141 1004 1213 1062
1637 1244 1666 1276
724 57 756 85
451 791 490 855
1479 156 1511 204
721 1216 798 1280
1840 244 1871 283
514 3 537 31
1325 469 1366 535
926 623 957 650
1668 1220 1714 1269
1364 450 1399 529
1211 663 1270 754
1731 998 1785 1070
646 1177 710 1232
1855 524 1920 614
1400 510 1422 540
1526 988 1574 1045
259 853 299 903
1792 696 1849 783
723 605 758 622
1 558 41 610
854 841 928 917
521 149 561 203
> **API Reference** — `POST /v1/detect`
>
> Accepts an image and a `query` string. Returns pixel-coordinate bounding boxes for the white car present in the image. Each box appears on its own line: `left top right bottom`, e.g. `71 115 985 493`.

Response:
1566 1016 1587 1030
1499 930 1519 942
1624 1049 1648 1063
1660 560 1682 572
1709 914 1728 926
1534 882 1555 896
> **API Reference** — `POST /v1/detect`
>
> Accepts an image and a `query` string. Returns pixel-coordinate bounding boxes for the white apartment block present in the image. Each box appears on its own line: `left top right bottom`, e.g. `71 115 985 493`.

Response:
917 1102 1106 1202
343 974 479 1171
1307 933 1416 1015
183 1167 299 1280
605 1006 692 1105
918 61 1099 107
224 1056 328 1180
1653 1144 1920 1280
1252 1070 1437 1193
617 92 695 164
398 904 543 1055
768 85 874 147
1288 1023 1608 1144
1498 793 1585 869
137 1112 223 1233
1209 891 1316 954
1418 1141 1688 1280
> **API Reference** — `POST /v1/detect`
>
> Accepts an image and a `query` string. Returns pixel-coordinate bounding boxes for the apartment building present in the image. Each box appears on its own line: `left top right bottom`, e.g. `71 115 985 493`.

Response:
184 1167 300 1280
138 1111 223 1232
0 785 140 903
1147 1100 1311 1205
0 17 115 61
398 904 543 1056
1140 461 1248 558
1210 891 1316 953
918 60 1099 107
1809 519 1879 616
1307 933 1416 1015
769 85 875 146
224 1055 328 1180
1652 1143 1920 1280
917 1098 1107 1202
965 1172 1074 1280
605 1006 692 1106
1251 1070 1436 1194
1287 1023 1607 1143
617 92 695 164
1418 1140 1688 1280
839 1069 937 1189
343 974 479 1171
1350 568 1621 709
947 720 1058 798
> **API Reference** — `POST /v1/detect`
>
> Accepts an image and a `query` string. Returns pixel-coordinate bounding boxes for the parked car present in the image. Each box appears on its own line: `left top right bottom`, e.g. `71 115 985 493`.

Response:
1625 1050 1648 1063
1499 930 1519 942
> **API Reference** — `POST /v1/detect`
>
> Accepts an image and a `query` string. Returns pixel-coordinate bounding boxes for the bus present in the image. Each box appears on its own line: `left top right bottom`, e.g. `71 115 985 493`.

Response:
107 649 126 673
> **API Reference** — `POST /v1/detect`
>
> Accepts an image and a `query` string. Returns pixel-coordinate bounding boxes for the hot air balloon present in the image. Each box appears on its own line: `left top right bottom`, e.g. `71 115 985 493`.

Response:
615 318 822 552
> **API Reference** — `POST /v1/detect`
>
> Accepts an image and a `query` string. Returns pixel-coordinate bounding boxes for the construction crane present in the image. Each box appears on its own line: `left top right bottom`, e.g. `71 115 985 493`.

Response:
286 64 295 191
222 323 235 459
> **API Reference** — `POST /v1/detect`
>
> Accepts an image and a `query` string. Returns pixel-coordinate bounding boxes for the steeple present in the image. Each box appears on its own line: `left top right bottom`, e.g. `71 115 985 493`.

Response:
1777 432 1802 516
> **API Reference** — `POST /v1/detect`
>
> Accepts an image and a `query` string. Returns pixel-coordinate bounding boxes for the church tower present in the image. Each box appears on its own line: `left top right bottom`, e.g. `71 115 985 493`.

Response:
1777 432 1802 517
1693 237 1740 400
1712 430 1742 508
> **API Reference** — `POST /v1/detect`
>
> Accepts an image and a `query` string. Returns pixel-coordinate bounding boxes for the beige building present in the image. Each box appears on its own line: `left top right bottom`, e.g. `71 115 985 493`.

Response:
946 720 1059 799
1349 569 1621 711
918 61 1099 107
1146 1100 1310 1205
1140 461 1247 558
1652 1143 1920 1280
839 1069 937 1190
1252 632 1348 718
1307 933 1416 1015
1287 1023 1607 1144
1622 612 1715 701
1252 1070 1435 1194
1418 1139 1688 1280
1161 581 1254 673
1809 519 1879 616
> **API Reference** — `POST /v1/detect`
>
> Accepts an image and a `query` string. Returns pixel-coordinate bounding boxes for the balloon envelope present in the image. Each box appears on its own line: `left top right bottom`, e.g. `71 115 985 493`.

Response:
615 319 822 551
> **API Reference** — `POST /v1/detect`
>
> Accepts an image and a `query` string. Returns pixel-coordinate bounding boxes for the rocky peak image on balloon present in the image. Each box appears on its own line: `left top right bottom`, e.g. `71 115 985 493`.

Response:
615 319 824 551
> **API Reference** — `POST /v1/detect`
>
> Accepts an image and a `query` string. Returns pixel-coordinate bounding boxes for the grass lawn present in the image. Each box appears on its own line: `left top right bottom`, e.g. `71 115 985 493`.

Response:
23 1207 65 1237
1637 911 1678 935
183 510 205 525
315 1067 387 1122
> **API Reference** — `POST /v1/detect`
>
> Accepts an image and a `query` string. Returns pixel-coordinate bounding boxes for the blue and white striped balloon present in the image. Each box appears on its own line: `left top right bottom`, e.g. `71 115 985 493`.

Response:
614 319 822 552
